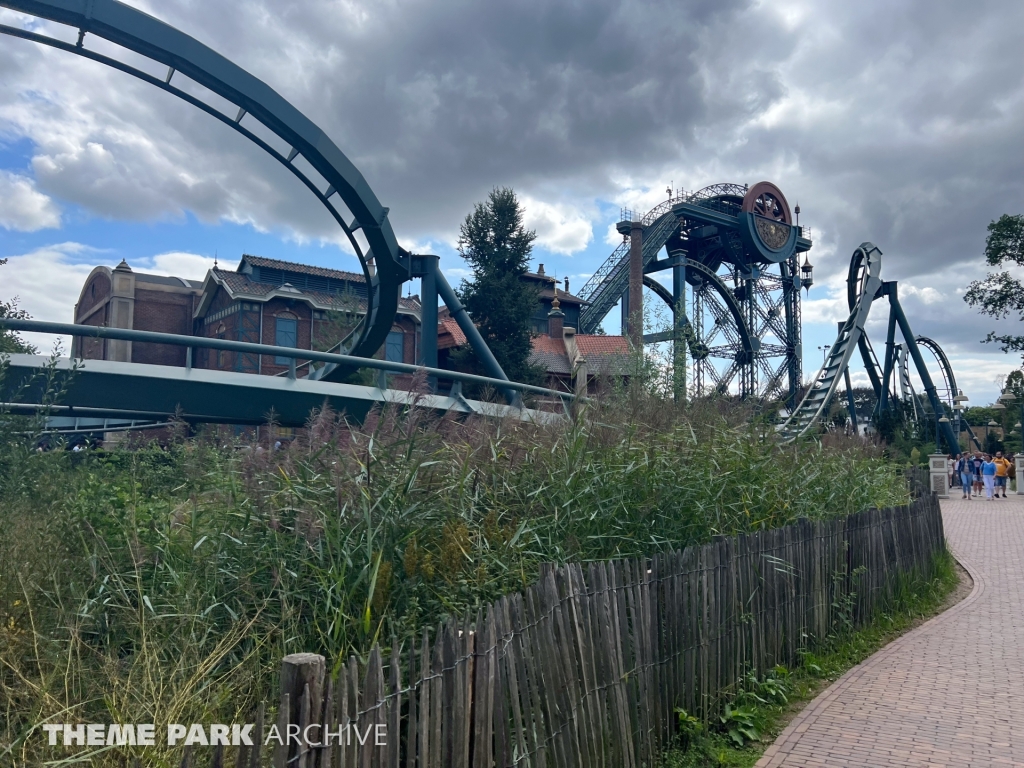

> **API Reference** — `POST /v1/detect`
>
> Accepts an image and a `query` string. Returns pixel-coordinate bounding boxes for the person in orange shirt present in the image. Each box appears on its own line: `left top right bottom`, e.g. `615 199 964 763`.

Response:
994 451 1012 498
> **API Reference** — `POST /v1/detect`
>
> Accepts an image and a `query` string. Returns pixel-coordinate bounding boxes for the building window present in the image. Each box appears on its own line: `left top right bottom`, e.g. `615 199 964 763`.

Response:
385 330 404 363
275 317 298 365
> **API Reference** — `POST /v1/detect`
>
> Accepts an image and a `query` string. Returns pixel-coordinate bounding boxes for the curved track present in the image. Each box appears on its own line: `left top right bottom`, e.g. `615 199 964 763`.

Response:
0 0 403 364
779 245 964 451
778 243 882 440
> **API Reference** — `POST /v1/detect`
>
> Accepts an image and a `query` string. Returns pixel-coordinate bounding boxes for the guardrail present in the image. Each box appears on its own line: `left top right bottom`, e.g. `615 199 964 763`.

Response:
0 319 580 406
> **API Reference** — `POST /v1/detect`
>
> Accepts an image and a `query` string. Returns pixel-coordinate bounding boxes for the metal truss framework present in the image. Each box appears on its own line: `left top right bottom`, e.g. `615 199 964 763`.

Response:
577 182 812 404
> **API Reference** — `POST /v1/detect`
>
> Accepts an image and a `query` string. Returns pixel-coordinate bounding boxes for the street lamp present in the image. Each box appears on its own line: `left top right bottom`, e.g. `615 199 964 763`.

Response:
817 344 830 363
1000 390 1023 454
801 256 814 292
988 419 1000 451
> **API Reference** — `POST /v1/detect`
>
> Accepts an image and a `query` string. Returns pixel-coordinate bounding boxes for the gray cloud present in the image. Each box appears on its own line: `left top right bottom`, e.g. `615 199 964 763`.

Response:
1 0 1022 399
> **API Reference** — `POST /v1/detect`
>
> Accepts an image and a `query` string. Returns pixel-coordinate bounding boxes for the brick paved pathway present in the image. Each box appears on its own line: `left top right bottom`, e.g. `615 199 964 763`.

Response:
757 496 1024 767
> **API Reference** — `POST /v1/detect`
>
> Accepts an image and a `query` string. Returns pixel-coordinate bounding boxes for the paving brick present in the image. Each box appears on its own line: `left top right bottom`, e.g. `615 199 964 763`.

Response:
755 497 1024 767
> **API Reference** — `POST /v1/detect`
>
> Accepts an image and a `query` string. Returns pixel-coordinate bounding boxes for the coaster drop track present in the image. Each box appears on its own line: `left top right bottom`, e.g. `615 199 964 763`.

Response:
777 243 968 453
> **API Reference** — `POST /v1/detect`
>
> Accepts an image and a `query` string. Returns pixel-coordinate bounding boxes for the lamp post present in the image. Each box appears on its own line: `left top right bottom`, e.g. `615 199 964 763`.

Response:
938 415 951 455
996 390 1022 449
817 344 830 364
1000 389 1024 494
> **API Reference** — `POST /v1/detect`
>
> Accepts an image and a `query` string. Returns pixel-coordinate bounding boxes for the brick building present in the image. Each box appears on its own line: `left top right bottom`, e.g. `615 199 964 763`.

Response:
73 259 203 365
73 255 422 374
523 264 585 334
73 254 625 395
193 255 421 375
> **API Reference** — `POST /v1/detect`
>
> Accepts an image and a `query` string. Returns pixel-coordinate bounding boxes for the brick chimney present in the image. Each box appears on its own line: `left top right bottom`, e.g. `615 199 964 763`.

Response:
547 286 564 338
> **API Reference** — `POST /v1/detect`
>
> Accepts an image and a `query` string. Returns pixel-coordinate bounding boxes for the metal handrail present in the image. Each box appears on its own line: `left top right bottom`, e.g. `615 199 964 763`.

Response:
0 319 579 404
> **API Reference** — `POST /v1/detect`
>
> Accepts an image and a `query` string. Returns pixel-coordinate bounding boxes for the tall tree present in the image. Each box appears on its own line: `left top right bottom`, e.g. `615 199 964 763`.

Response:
964 213 1024 359
0 258 36 355
451 188 542 385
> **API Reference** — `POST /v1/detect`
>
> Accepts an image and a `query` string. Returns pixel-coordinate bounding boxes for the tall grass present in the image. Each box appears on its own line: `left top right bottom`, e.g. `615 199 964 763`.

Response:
0 384 908 766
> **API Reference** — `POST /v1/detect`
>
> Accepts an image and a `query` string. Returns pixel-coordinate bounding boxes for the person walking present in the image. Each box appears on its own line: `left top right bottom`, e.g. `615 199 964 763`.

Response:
957 453 973 499
994 451 1012 498
982 454 998 500
973 452 985 497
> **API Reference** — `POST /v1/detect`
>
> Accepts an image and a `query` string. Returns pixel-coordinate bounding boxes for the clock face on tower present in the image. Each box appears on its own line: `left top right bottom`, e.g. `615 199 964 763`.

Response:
755 216 791 249
737 182 797 263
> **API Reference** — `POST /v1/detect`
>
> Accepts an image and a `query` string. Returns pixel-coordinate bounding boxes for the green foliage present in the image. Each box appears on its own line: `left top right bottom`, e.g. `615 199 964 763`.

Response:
964 214 1024 359
450 187 542 386
719 704 760 747
0 395 910 765
0 258 37 355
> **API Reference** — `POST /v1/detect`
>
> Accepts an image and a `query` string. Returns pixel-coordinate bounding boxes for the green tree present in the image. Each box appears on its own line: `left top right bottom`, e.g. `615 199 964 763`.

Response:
964 214 1024 358
0 258 36 354
1003 369 1024 401
451 188 542 385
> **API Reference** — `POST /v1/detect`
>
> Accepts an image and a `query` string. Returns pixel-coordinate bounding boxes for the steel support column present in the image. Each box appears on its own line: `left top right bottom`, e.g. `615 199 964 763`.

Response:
434 268 519 406
844 366 859 433
673 255 687 401
416 255 439 392
879 295 898 414
627 221 643 348
889 287 959 453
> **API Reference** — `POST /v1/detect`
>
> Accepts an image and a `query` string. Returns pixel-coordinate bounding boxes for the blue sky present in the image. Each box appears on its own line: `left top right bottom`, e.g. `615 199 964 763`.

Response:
2 0 1022 407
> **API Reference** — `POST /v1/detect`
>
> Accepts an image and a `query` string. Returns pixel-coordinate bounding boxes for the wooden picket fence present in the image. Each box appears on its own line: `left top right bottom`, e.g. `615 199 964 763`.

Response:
209 492 944 768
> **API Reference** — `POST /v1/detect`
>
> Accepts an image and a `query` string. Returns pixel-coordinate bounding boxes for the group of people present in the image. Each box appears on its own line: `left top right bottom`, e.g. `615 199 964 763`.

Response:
950 451 1015 500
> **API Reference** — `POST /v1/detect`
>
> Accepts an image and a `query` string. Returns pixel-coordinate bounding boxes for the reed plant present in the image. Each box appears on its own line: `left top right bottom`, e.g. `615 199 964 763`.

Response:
0 377 908 765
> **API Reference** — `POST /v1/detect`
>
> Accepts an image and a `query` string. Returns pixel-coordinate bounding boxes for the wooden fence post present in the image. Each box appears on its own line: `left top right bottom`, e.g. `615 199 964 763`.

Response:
278 653 326 768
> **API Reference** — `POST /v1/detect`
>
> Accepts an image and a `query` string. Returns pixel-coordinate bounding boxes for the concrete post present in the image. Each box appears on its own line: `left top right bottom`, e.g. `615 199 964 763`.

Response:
1016 454 1024 495
628 221 643 349
928 454 949 499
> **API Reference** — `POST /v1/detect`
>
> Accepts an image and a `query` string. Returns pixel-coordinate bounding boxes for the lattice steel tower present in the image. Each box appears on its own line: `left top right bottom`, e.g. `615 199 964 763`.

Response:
576 181 813 405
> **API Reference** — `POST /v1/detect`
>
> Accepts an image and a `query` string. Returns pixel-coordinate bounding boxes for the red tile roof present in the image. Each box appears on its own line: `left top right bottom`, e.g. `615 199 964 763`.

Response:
530 349 572 375
576 335 630 357
438 317 467 350
529 335 571 375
